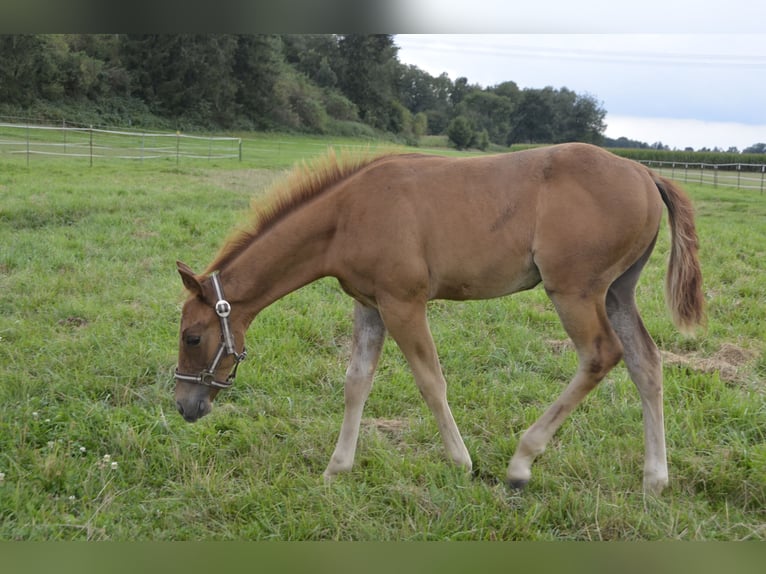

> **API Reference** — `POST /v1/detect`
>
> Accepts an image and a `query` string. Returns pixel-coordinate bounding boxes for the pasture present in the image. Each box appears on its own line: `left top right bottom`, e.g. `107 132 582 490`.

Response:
0 141 763 540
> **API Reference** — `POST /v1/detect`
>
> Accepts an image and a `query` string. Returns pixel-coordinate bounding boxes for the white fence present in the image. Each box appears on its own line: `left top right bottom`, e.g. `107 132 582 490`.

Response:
639 160 766 192
0 121 242 165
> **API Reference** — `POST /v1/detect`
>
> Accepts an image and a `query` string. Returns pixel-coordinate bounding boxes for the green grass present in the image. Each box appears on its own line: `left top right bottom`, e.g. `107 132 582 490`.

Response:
0 142 764 540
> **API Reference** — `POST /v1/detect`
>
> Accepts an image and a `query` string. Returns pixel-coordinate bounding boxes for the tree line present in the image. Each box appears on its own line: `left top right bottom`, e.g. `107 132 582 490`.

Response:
0 34 608 148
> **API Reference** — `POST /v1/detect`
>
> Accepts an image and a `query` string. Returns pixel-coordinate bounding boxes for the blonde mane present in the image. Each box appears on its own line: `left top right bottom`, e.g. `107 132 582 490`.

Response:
205 148 395 274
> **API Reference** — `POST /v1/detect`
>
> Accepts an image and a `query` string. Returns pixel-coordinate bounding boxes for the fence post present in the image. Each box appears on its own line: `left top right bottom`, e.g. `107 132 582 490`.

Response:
761 165 765 194
238 139 242 162
176 131 180 167
26 122 30 168
89 125 93 167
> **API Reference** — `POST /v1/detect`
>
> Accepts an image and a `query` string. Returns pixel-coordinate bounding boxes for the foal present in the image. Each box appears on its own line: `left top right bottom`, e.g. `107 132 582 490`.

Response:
174 143 704 494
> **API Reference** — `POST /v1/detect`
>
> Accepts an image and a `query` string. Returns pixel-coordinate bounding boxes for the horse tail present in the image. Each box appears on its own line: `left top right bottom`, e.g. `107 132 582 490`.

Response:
653 175 706 335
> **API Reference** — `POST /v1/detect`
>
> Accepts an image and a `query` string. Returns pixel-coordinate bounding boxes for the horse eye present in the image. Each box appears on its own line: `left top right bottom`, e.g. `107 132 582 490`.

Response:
185 335 202 347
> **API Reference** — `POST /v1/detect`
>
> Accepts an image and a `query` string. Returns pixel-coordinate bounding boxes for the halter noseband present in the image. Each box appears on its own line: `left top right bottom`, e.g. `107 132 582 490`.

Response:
174 272 247 389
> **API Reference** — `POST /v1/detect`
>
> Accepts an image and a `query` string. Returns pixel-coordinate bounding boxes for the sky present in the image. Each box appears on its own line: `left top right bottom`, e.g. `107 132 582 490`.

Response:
394 33 766 151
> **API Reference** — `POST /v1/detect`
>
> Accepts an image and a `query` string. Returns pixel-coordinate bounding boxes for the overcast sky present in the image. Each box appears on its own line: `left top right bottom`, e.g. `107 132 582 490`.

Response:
394 33 766 150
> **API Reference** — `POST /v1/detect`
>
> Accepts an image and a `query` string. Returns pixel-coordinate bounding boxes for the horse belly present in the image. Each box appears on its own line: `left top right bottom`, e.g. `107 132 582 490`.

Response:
429 248 541 301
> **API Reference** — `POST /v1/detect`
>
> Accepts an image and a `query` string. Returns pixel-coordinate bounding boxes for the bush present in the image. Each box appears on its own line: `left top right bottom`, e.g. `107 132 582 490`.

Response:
322 90 359 122
447 115 475 150
325 119 379 139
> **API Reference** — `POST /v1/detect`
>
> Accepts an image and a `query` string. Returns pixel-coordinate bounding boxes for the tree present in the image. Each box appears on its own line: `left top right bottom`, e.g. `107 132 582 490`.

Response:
491 81 520 102
553 89 605 144
447 115 475 150
281 34 341 88
230 35 286 129
506 86 606 145
419 72 454 135
122 34 239 126
0 35 63 105
412 112 428 140
508 88 556 144
397 64 439 114
458 90 514 145
450 76 471 106
477 129 490 151
0 33 614 141
743 143 766 154
337 34 399 130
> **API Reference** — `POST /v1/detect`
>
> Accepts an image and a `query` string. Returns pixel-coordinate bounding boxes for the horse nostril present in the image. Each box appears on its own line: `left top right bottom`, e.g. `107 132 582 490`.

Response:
175 399 209 422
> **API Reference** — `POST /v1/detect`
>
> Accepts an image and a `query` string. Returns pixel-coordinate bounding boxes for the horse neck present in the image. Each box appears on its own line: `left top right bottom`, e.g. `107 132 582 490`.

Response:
219 199 336 324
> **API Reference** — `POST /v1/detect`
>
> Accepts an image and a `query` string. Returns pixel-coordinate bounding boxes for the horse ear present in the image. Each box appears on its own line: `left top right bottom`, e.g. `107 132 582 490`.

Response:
177 261 203 295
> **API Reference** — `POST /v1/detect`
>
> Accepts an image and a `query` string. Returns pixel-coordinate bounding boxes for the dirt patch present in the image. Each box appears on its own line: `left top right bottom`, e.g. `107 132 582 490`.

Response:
661 343 758 383
547 339 758 384
712 343 759 366
58 316 89 328
362 418 407 439
546 338 574 354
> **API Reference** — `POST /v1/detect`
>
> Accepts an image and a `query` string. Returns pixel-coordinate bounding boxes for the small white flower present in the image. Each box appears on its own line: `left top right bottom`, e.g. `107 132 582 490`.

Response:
47 441 55 449
32 411 39 418
68 495 76 501
103 454 111 462
0 472 5 482
79 447 86 454
110 461 118 470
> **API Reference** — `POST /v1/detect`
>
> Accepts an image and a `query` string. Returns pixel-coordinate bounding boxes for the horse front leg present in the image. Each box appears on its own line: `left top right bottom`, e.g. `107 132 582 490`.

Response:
323 302 386 480
379 296 472 473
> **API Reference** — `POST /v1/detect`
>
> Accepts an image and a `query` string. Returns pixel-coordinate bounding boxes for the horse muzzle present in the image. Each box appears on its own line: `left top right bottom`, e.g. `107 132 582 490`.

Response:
176 398 212 422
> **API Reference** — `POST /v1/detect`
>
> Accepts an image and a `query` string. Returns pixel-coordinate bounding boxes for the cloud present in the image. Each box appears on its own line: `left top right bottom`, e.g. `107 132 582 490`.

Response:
390 1 765 33
396 34 766 130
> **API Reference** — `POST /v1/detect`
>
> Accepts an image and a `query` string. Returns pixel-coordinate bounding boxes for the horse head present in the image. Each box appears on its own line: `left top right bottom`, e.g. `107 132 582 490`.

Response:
174 261 247 422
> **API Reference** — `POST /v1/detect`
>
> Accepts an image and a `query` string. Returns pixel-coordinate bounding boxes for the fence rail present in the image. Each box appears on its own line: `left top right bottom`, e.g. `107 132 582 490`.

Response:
2 119 764 191
639 160 766 192
0 121 241 165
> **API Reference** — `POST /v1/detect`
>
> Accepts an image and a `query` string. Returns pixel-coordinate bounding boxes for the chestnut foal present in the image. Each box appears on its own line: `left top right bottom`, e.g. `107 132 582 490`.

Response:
174 143 704 494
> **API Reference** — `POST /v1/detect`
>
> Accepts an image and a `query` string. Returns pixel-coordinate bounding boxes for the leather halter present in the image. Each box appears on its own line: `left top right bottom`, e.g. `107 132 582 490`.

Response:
174 272 247 389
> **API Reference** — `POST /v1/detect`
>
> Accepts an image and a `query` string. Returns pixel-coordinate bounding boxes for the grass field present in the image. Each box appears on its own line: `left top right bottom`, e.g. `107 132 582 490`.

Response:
0 139 764 540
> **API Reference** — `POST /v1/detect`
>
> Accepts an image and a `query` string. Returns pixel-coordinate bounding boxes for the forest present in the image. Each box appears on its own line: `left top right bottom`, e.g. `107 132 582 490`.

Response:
0 34 609 149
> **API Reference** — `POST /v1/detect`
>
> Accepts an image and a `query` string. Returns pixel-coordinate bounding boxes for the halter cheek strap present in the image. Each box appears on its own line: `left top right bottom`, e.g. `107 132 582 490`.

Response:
174 272 247 389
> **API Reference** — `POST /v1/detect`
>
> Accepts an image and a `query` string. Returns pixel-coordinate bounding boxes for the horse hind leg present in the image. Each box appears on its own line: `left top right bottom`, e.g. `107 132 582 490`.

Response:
323 302 386 480
507 289 623 489
606 247 669 495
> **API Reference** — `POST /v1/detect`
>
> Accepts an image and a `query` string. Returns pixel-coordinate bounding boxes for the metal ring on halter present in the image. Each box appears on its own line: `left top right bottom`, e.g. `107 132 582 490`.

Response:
174 272 247 390
215 299 231 318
